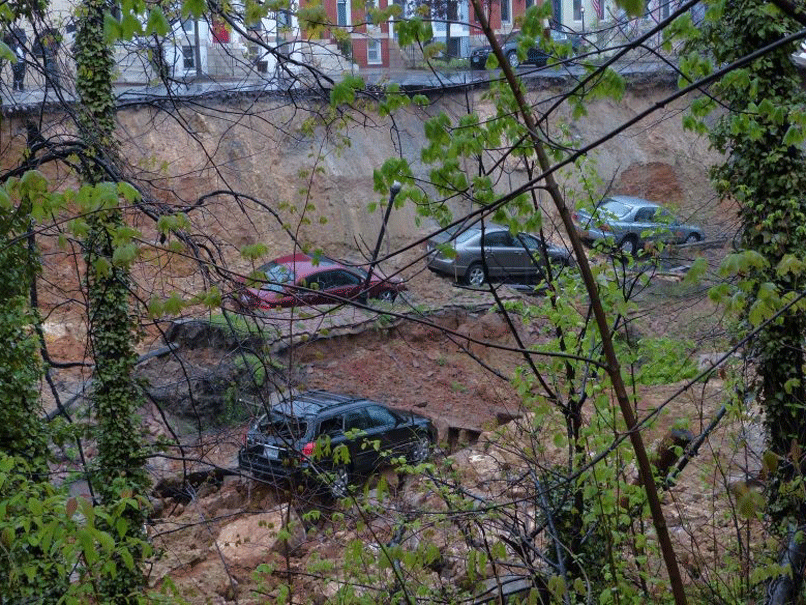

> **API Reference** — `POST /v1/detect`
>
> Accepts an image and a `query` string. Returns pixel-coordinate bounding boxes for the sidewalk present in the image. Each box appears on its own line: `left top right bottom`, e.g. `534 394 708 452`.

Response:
0 59 678 113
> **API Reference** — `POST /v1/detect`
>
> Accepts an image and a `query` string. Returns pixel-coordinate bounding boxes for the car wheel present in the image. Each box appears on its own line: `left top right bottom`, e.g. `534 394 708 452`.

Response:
409 434 432 464
506 50 520 68
685 233 702 244
375 289 397 303
464 263 486 287
329 466 350 499
618 236 638 256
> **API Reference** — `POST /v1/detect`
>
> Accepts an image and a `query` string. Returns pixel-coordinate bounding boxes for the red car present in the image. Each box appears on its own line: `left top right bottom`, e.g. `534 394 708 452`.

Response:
238 253 406 310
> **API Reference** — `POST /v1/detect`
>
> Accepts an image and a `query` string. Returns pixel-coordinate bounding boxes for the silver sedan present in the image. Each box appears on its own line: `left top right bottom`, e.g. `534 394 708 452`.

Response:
426 222 572 286
572 195 704 255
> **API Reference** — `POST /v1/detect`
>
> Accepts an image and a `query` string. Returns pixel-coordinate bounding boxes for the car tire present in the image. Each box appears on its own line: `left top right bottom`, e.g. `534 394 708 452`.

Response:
329 466 350 499
506 50 519 68
685 233 702 244
409 433 432 464
464 263 486 287
374 289 397 303
618 236 638 256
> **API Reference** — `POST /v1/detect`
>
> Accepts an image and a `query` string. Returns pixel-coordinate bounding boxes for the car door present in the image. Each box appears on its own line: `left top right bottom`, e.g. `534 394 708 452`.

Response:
299 270 336 305
655 208 685 242
516 234 548 277
362 405 411 462
328 269 364 302
481 231 523 278
342 407 376 472
315 414 345 465
527 38 549 65
632 206 658 242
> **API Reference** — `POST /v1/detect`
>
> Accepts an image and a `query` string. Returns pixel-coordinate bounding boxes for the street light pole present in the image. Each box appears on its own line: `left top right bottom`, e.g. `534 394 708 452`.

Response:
581 6 585 31
363 181 402 298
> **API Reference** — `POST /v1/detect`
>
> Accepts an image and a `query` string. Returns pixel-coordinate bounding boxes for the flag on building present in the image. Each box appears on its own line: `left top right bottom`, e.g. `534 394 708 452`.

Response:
591 0 603 19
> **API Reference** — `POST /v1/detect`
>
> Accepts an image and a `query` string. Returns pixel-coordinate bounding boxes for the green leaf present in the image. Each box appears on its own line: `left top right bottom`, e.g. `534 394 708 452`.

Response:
330 75 364 107
782 125 803 147
27 497 43 516
120 547 135 570
96 528 115 553
93 257 111 278
737 488 764 519
121 11 143 38
0 188 11 210
0 41 13 62
183 0 206 19
117 181 141 202
146 7 170 36
20 170 48 194
104 12 124 41
163 293 185 315
112 243 138 266
241 243 269 260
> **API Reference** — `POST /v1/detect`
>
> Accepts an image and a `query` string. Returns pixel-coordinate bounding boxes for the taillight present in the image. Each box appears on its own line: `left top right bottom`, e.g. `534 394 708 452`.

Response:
301 442 314 460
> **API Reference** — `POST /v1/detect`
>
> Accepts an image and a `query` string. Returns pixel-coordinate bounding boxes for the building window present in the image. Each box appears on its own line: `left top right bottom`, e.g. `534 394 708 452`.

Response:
337 0 348 25
525 0 534 8
182 18 194 33
182 45 195 69
659 0 671 19
501 0 510 22
276 9 291 28
573 0 581 20
366 0 378 27
367 38 381 63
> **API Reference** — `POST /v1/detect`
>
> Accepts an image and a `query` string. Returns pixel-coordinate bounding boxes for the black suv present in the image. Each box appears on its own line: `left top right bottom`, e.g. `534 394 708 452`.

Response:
238 391 437 497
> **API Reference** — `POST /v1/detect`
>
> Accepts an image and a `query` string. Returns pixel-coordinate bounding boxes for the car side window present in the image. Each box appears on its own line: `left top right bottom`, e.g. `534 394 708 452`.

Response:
482 232 514 247
518 234 542 250
331 270 362 287
344 409 370 431
634 208 656 222
318 415 343 437
656 209 676 224
302 271 335 292
364 406 397 429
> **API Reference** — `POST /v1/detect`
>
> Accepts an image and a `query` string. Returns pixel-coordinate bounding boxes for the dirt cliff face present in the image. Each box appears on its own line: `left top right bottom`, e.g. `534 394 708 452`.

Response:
30 81 727 393
114 82 723 270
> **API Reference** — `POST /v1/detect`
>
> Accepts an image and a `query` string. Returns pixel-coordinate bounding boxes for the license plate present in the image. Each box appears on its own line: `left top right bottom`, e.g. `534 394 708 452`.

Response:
263 445 280 460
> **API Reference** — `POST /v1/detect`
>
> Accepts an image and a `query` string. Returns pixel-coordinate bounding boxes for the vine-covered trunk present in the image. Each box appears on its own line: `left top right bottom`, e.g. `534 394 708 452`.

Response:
0 186 64 601
74 0 149 601
704 1 806 529
690 1 806 598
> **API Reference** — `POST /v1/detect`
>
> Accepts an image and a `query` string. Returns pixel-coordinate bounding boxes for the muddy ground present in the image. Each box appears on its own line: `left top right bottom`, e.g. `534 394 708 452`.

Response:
23 77 761 602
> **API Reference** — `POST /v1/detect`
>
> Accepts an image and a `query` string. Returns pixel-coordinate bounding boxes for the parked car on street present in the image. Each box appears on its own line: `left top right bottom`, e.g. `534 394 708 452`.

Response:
470 29 581 70
425 222 573 287
238 390 437 497
237 252 406 310
572 195 704 255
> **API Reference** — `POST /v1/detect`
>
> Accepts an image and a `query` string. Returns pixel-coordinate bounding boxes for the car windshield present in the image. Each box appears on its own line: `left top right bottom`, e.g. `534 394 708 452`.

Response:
597 200 631 219
258 413 308 440
257 262 295 293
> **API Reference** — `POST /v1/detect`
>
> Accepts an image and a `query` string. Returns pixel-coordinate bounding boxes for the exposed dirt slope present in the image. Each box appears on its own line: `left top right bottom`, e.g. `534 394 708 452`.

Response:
27 80 748 604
